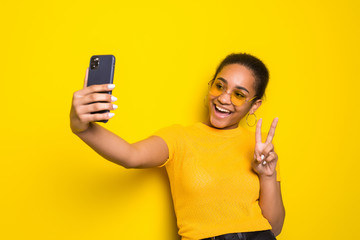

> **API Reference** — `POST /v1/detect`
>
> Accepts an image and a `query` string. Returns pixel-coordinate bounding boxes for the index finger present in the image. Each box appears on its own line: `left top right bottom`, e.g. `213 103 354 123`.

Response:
265 117 279 144
255 118 263 144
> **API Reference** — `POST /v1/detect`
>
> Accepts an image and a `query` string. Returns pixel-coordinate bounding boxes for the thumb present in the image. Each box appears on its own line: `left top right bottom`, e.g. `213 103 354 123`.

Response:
83 68 89 89
254 151 261 162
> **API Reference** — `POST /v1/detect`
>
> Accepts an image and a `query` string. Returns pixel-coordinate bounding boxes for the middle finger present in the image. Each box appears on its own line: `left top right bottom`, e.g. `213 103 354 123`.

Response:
79 93 116 105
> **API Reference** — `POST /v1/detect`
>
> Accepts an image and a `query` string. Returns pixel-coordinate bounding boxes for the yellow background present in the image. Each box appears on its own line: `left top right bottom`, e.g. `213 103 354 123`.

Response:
1 0 359 239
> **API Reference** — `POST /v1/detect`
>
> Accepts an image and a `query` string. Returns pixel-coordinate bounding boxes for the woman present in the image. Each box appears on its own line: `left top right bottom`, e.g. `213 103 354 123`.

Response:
70 53 285 240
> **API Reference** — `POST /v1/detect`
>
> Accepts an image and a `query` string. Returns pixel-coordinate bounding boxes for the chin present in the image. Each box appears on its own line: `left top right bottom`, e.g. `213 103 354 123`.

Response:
209 115 238 130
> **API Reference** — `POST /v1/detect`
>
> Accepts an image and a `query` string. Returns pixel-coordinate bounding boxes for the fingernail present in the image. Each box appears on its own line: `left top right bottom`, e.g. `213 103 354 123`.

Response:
108 84 115 89
261 155 265 160
112 104 118 109
109 113 115 118
262 160 267 165
111 96 117 102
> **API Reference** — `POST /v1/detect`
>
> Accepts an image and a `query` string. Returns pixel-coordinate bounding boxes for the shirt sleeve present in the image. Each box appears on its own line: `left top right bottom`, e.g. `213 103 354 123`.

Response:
152 124 182 168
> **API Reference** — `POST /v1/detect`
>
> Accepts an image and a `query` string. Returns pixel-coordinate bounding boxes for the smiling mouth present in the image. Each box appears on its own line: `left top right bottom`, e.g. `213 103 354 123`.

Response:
214 104 232 116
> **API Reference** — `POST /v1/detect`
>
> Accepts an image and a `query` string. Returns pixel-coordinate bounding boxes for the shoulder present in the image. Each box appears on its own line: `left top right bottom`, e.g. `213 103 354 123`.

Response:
153 124 184 137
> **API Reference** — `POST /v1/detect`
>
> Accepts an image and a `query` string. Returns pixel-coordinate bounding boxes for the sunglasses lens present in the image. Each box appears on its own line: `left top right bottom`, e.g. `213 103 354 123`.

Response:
231 94 245 106
209 82 223 96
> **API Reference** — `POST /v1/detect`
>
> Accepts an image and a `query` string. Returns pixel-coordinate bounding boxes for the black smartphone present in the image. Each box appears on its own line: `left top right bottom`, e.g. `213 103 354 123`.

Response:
87 55 116 123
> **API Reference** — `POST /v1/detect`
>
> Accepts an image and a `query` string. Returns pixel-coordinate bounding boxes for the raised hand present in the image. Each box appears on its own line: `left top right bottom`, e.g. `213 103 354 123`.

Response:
252 118 279 178
70 68 118 134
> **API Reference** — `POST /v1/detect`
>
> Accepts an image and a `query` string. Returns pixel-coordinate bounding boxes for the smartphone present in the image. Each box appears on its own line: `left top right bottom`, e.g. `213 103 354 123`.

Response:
87 55 116 123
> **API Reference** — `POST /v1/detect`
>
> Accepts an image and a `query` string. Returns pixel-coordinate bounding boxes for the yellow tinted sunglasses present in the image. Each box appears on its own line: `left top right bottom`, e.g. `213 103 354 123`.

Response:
209 79 257 106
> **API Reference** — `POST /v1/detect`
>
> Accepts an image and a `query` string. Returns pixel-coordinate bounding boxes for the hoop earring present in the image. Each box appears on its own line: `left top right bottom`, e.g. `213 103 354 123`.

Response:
246 113 257 127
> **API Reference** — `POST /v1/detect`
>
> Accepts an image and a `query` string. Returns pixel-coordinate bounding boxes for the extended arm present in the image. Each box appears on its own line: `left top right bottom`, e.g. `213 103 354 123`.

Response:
70 69 169 169
73 122 169 168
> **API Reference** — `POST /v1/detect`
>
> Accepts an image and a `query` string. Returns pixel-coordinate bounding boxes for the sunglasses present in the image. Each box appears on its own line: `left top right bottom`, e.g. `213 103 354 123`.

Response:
209 79 257 106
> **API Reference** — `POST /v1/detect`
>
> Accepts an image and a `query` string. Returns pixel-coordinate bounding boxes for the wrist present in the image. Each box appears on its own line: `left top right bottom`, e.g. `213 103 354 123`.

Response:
71 122 91 135
258 171 277 181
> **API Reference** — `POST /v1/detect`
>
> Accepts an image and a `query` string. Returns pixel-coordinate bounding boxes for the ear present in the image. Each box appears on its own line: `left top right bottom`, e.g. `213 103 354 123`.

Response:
249 99 262 115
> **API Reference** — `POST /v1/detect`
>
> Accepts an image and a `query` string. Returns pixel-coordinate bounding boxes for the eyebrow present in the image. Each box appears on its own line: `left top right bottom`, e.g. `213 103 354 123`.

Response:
216 77 250 93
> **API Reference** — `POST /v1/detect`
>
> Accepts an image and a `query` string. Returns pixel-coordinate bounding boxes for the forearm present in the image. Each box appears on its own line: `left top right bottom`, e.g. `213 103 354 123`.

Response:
259 173 285 236
73 122 136 168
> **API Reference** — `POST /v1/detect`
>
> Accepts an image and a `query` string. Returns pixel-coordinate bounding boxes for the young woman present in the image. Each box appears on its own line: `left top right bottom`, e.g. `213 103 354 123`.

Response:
70 53 285 240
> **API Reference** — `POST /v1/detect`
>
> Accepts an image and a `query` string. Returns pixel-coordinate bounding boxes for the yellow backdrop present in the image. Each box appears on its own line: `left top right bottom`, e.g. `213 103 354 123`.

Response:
1 0 359 239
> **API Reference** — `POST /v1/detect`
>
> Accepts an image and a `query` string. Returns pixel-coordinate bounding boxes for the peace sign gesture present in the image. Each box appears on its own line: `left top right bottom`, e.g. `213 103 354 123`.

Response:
252 118 279 178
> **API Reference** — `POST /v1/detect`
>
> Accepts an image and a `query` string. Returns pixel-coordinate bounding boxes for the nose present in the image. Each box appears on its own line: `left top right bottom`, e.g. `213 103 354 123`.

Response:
217 91 232 105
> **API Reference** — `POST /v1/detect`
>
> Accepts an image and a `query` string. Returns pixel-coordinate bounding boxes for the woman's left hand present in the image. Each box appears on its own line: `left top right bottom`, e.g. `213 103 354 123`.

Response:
252 118 279 178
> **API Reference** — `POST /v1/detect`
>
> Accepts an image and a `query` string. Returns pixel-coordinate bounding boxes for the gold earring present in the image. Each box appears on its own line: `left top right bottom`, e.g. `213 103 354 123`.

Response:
246 113 257 127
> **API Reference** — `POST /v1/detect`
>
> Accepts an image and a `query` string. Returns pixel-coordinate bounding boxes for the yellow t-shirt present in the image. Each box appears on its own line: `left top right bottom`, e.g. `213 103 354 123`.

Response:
154 122 280 240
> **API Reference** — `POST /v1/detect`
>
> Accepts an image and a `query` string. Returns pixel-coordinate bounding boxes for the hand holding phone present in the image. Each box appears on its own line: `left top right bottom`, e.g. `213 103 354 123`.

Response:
70 55 117 133
86 55 116 123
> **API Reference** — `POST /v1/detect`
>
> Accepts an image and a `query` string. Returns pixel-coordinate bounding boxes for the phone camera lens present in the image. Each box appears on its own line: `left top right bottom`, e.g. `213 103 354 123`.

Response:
90 57 100 70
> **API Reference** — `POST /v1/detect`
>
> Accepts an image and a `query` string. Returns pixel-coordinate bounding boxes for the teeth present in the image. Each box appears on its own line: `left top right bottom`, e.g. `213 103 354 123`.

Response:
215 105 230 113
